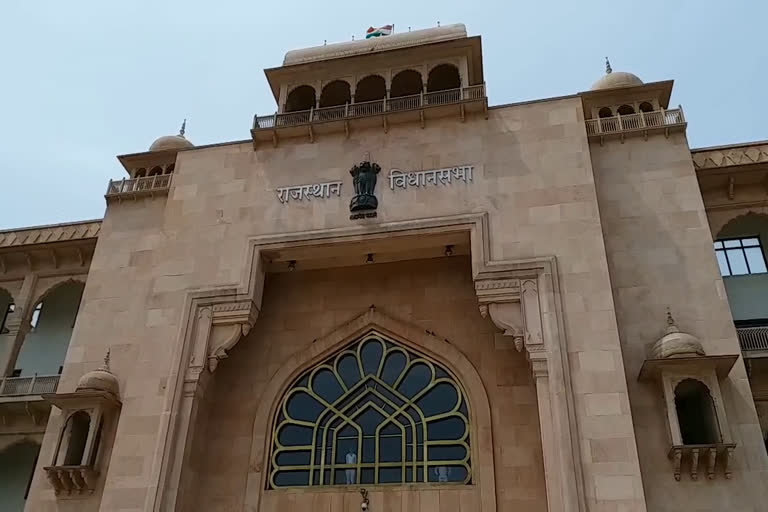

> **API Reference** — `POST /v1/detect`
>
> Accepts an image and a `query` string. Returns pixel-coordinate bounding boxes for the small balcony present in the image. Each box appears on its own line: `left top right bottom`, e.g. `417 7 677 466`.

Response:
0 374 60 399
105 174 172 201
736 326 768 358
251 84 487 148
585 107 686 143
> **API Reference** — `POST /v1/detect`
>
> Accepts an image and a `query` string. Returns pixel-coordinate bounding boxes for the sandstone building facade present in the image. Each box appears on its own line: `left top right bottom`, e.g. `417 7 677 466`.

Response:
0 23 766 511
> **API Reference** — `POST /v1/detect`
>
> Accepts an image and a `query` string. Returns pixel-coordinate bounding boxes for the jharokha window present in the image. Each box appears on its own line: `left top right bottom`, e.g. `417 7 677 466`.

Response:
269 332 471 488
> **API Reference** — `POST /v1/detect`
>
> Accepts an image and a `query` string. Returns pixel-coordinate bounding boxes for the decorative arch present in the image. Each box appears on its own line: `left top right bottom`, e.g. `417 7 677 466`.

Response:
285 85 316 112
598 107 613 118
319 80 351 107
639 101 654 113
427 63 461 92
30 277 85 312
617 104 635 115
674 378 722 445
354 75 386 103
390 69 423 98
245 306 496 509
134 168 147 178
164 163 175 175
148 166 164 177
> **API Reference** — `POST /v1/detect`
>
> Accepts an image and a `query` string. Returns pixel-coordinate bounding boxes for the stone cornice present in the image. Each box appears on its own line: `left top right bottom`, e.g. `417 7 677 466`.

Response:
0 220 101 249
692 142 768 170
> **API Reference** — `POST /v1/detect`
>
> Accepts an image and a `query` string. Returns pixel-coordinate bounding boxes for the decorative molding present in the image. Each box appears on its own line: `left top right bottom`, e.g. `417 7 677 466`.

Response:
692 143 768 170
0 221 101 249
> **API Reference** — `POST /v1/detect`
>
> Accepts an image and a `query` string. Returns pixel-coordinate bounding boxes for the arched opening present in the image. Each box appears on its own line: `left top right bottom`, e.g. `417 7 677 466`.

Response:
0 288 14 335
354 75 386 103
674 379 721 445
285 85 316 112
390 69 423 98
134 168 147 178
62 411 91 465
0 441 40 509
268 331 471 488
427 64 461 92
148 166 163 177
617 104 635 115
639 101 654 113
14 281 84 377
319 80 351 108
164 163 175 175
598 107 613 118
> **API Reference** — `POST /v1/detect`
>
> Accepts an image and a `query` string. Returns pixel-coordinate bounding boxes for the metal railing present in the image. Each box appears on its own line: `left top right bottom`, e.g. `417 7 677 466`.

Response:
585 107 685 136
736 326 768 352
253 84 486 130
0 374 59 396
105 174 172 198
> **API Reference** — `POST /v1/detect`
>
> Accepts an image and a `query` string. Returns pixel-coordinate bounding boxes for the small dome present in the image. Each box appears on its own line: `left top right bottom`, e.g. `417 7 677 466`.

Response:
149 134 194 152
76 351 119 396
650 312 705 359
591 58 643 90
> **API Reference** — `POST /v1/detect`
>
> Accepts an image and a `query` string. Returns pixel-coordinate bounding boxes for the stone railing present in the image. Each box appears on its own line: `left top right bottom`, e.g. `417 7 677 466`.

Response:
105 174 172 200
0 374 59 396
253 84 486 130
44 465 99 495
585 107 686 137
736 326 768 353
668 443 735 481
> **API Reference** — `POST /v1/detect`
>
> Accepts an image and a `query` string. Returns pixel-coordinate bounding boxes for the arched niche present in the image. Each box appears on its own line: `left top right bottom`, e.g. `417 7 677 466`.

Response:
674 379 722 445
354 75 386 103
285 85 316 112
427 63 461 92
390 69 423 98
244 308 497 511
319 80 351 107
14 280 85 377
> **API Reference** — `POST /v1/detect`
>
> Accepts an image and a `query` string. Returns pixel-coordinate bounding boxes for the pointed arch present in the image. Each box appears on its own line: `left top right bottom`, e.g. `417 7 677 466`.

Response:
245 306 496 509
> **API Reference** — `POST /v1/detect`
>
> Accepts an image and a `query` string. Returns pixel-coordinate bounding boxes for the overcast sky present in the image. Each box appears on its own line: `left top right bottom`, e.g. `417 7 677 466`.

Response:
1 0 765 229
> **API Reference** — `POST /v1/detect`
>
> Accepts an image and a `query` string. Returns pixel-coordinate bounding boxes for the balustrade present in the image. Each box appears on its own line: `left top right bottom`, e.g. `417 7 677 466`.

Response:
105 174 172 199
585 107 686 137
252 84 486 131
736 326 768 352
0 374 60 396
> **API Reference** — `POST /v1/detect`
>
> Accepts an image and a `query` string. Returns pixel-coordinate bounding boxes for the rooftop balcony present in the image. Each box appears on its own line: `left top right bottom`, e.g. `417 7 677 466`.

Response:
736 326 768 358
585 107 686 143
251 84 487 148
105 174 172 201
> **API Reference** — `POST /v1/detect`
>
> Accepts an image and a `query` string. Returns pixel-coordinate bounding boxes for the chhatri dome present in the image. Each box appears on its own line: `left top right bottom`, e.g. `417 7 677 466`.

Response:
649 310 705 359
149 119 194 152
591 57 644 91
76 350 120 397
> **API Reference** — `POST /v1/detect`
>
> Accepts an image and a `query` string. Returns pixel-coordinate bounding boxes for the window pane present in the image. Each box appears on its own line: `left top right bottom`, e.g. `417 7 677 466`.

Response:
716 251 731 276
723 240 742 248
714 241 723 249
726 249 749 275
745 247 767 273
742 237 760 247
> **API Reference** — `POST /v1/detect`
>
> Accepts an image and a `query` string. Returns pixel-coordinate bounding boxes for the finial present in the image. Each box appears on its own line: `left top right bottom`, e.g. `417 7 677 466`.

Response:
605 57 612 74
99 348 111 372
179 118 187 137
665 308 680 334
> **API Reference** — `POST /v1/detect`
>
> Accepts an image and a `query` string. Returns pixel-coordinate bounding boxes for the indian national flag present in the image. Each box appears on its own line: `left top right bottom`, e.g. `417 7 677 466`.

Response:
366 25 393 39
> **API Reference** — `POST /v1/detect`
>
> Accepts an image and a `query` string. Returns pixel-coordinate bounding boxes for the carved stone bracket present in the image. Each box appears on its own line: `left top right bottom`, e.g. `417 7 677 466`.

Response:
187 299 259 380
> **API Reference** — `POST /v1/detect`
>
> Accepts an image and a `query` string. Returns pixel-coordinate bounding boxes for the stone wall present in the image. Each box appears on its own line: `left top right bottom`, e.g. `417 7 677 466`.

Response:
591 133 768 511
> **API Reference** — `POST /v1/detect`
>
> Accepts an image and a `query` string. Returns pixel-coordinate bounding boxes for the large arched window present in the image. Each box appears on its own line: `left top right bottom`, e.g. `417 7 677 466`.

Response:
674 379 721 445
269 331 471 488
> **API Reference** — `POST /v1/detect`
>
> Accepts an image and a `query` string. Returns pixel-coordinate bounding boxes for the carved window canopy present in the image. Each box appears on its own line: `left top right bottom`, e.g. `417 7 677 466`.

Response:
638 313 739 481
42 387 121 496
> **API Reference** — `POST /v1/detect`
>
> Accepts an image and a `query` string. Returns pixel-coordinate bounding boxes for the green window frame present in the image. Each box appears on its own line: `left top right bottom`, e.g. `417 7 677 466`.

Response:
268 331 471 488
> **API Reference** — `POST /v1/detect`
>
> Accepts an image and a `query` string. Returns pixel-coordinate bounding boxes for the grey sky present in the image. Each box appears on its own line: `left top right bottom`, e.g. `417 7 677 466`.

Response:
1 0 765 230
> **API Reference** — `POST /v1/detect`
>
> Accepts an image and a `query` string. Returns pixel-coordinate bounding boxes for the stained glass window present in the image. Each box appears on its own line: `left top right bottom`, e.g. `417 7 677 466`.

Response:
268 331 471 488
